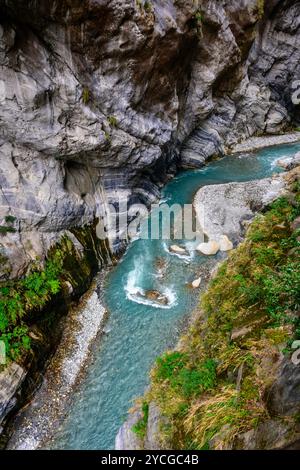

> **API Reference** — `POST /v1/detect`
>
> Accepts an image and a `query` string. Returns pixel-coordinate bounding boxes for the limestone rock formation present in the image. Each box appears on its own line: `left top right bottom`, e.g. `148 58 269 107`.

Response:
115 409 143 451
0 0 299 276
194 174 287 244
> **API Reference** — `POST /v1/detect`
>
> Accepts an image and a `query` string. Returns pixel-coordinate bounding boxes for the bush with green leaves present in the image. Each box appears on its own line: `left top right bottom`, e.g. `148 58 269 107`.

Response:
132 402 149 439
0 251 63 361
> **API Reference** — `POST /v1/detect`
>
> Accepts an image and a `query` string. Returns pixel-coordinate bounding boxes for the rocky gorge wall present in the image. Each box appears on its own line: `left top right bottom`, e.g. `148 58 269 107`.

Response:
0 0 300 448
0 0 299 277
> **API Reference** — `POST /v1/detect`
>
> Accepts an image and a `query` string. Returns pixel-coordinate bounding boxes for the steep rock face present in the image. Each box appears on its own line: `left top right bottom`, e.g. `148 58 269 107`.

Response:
0 0 199 276
181 0 300 166
0 363 26 432
0 0 299 276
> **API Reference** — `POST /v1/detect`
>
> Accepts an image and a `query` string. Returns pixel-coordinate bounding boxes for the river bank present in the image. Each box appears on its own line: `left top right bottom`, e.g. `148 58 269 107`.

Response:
6 274 108 450
117 162 300 450
230 132 300 154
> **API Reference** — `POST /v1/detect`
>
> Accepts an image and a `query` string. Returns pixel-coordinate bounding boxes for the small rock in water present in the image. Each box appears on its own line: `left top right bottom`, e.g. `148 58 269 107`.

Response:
197 241 220 256
191 277 202 289
219 235 233 252
144 290 169 305
277 152 300 170
169 244 189 256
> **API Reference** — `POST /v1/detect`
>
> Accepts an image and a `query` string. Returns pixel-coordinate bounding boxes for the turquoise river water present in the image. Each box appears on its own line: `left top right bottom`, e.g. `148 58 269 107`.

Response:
52 143 300 449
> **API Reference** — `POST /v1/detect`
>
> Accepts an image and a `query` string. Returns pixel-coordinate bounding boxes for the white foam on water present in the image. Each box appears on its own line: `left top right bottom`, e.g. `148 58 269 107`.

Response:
270 154 291 169
124 259 177 309
162 242 192 264
238 153 252 159
159 197 171 205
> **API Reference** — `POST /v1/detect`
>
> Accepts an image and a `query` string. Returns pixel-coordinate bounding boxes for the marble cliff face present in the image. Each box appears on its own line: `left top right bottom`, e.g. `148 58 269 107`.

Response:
0 0 299 277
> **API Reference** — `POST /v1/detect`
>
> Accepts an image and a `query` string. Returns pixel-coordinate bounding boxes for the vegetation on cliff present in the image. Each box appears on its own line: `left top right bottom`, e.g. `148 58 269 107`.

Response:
140 172 300 449
0 225 109 363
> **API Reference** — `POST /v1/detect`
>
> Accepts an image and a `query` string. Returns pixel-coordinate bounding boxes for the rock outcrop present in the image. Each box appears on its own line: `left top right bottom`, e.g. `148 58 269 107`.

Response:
194 173 287 245
115 409 144 451
181 0 300 167
0 363 26 433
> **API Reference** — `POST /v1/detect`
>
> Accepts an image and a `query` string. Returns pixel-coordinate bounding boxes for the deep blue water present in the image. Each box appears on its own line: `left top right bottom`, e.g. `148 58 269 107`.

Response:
52 143 300 449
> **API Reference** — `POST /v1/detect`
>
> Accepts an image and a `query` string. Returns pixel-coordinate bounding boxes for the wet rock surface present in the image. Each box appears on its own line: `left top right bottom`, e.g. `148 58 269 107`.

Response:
115 409 143 451
266 360 300 417
144 290 169 306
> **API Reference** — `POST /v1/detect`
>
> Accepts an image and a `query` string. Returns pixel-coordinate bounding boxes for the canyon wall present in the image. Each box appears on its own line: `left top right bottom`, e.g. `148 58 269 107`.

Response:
0 0 299 277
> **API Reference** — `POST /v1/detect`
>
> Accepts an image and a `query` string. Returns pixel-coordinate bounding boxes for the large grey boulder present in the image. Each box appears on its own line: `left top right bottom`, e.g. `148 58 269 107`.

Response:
194 174 286 243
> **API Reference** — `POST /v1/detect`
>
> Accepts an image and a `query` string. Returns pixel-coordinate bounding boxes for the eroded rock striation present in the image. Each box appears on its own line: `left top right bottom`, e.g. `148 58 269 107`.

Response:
0 0 299 276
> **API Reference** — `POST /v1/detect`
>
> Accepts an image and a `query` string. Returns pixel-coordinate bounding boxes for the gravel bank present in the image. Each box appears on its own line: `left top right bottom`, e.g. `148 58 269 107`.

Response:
231 133 300 154
7 280 107 450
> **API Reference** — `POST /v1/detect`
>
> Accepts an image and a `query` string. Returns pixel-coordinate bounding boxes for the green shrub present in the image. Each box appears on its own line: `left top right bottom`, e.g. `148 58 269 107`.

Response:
257 0 264 18
82 87 90 105
107 115 118 127
132 401 149 439
155 351 188 381
0 226 16 234
0 251 64 361
155 352 217 399
5 215 16 224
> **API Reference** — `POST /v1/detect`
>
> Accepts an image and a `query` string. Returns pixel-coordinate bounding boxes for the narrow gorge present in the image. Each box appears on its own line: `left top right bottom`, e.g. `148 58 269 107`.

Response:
0 0 300 453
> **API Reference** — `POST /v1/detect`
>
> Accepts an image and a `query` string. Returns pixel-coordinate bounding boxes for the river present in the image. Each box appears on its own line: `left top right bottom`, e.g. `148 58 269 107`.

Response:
51 142 300 449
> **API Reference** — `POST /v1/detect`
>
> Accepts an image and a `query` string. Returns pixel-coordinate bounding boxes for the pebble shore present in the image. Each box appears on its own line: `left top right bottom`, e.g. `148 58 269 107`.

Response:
231 132 300 154
7 281 107 450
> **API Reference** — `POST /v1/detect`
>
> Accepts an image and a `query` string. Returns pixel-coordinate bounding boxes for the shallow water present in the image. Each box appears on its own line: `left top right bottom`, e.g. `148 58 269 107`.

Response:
52 143 300 450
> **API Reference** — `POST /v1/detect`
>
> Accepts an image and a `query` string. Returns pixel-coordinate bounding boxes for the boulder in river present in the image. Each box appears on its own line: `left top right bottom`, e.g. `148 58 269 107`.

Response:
191 277 202 289
169 245 189 256
277 152 300 171
219 235 233 252
197 241 220 256
144 290 169 306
